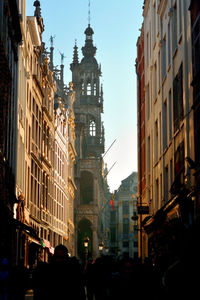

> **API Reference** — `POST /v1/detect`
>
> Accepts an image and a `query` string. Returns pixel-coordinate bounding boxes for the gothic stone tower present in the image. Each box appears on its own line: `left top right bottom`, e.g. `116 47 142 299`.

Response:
70 24 105 260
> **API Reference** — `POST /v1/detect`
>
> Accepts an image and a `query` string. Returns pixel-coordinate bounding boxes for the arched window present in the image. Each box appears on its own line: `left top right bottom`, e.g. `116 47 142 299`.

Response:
87 82 91 95
89 120 96 136
93 82 97 96
81 82 84 95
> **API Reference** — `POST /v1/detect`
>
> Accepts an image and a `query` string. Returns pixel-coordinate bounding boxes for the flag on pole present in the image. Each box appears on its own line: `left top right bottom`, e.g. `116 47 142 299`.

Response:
110 193 115 210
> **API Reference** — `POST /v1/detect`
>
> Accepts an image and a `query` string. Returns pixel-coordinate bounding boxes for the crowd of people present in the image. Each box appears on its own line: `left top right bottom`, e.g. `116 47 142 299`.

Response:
0 231 199 300
0 244 164 300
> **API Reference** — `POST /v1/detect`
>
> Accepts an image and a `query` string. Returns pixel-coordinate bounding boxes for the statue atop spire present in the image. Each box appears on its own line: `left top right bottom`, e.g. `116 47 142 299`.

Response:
34 1 41 19
33 0 44 31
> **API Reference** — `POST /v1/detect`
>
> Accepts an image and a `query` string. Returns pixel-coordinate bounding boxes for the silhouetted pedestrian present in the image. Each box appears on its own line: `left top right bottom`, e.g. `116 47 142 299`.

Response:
33 244 86 300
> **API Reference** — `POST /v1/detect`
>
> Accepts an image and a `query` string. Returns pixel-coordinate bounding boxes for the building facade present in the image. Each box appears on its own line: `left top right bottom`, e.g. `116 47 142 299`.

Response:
0 0 22 262
12 0 77 266
136 23 147 260
138 0 195 265
70 24 105 261
189 0 200 218
115 172 138 258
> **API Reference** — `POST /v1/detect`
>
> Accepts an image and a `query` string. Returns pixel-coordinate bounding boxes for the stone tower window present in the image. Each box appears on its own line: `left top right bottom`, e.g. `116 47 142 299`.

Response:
87 82 91 95
89 120 96 136
94 82 97 96
81 82 84 95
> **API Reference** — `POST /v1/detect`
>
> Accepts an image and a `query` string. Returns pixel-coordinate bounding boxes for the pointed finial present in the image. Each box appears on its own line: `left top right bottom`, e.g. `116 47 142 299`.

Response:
88 0 91 25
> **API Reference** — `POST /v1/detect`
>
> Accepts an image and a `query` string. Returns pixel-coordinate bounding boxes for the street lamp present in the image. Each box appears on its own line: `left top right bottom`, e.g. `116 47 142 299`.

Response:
84 236 89 269
84 236 89 248
98 241 104 254
104 245 109 253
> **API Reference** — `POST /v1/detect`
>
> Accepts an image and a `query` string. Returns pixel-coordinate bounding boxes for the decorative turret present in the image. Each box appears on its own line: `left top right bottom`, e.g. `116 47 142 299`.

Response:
81 24 97 64
71 40 79 69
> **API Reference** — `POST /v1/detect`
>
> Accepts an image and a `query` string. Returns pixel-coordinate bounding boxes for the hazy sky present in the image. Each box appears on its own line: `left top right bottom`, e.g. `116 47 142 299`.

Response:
26 0 143 192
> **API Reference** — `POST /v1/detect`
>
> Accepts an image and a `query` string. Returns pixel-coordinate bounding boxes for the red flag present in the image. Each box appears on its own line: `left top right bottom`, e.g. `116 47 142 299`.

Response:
110 193 115 210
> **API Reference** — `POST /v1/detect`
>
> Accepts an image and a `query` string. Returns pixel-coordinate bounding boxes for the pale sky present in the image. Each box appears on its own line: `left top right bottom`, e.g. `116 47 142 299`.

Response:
26 0 144 192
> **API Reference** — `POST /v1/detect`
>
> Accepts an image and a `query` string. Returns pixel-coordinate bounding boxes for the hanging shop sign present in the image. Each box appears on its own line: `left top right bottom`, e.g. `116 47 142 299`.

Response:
137 205 149 215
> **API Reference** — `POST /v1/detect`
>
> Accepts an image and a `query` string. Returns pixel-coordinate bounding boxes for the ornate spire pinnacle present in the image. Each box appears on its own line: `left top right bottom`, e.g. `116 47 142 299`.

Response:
72 40 79 65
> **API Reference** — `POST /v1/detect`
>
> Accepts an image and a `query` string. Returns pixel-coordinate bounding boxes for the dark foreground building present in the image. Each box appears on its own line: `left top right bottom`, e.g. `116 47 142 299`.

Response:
0 0 22 263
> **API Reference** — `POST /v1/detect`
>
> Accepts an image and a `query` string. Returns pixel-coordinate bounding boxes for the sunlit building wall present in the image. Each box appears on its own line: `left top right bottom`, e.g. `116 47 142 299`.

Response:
142 0 194 260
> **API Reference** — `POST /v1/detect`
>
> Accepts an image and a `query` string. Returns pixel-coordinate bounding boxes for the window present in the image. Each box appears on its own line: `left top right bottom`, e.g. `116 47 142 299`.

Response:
123 219 129 238
164 166 169 203
162 37 166 81
174 141 185 180
154 120 158 162
152 4 156 46
170 160 173 196
169 90 172 140
147 136 151 173
147 33 149 66
193 16 200 76
31 160 41 212
87 82 91 95
94 82 97 96
81 82 84 95
163 100 167 149
178 1 182 36
89 120 96 136
168 22 171 66
172 3 177 53
173 64 183 132
158 51 161 90
123 201 129 214
146 84 150 120
154 62 157 100
155 178 159 210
